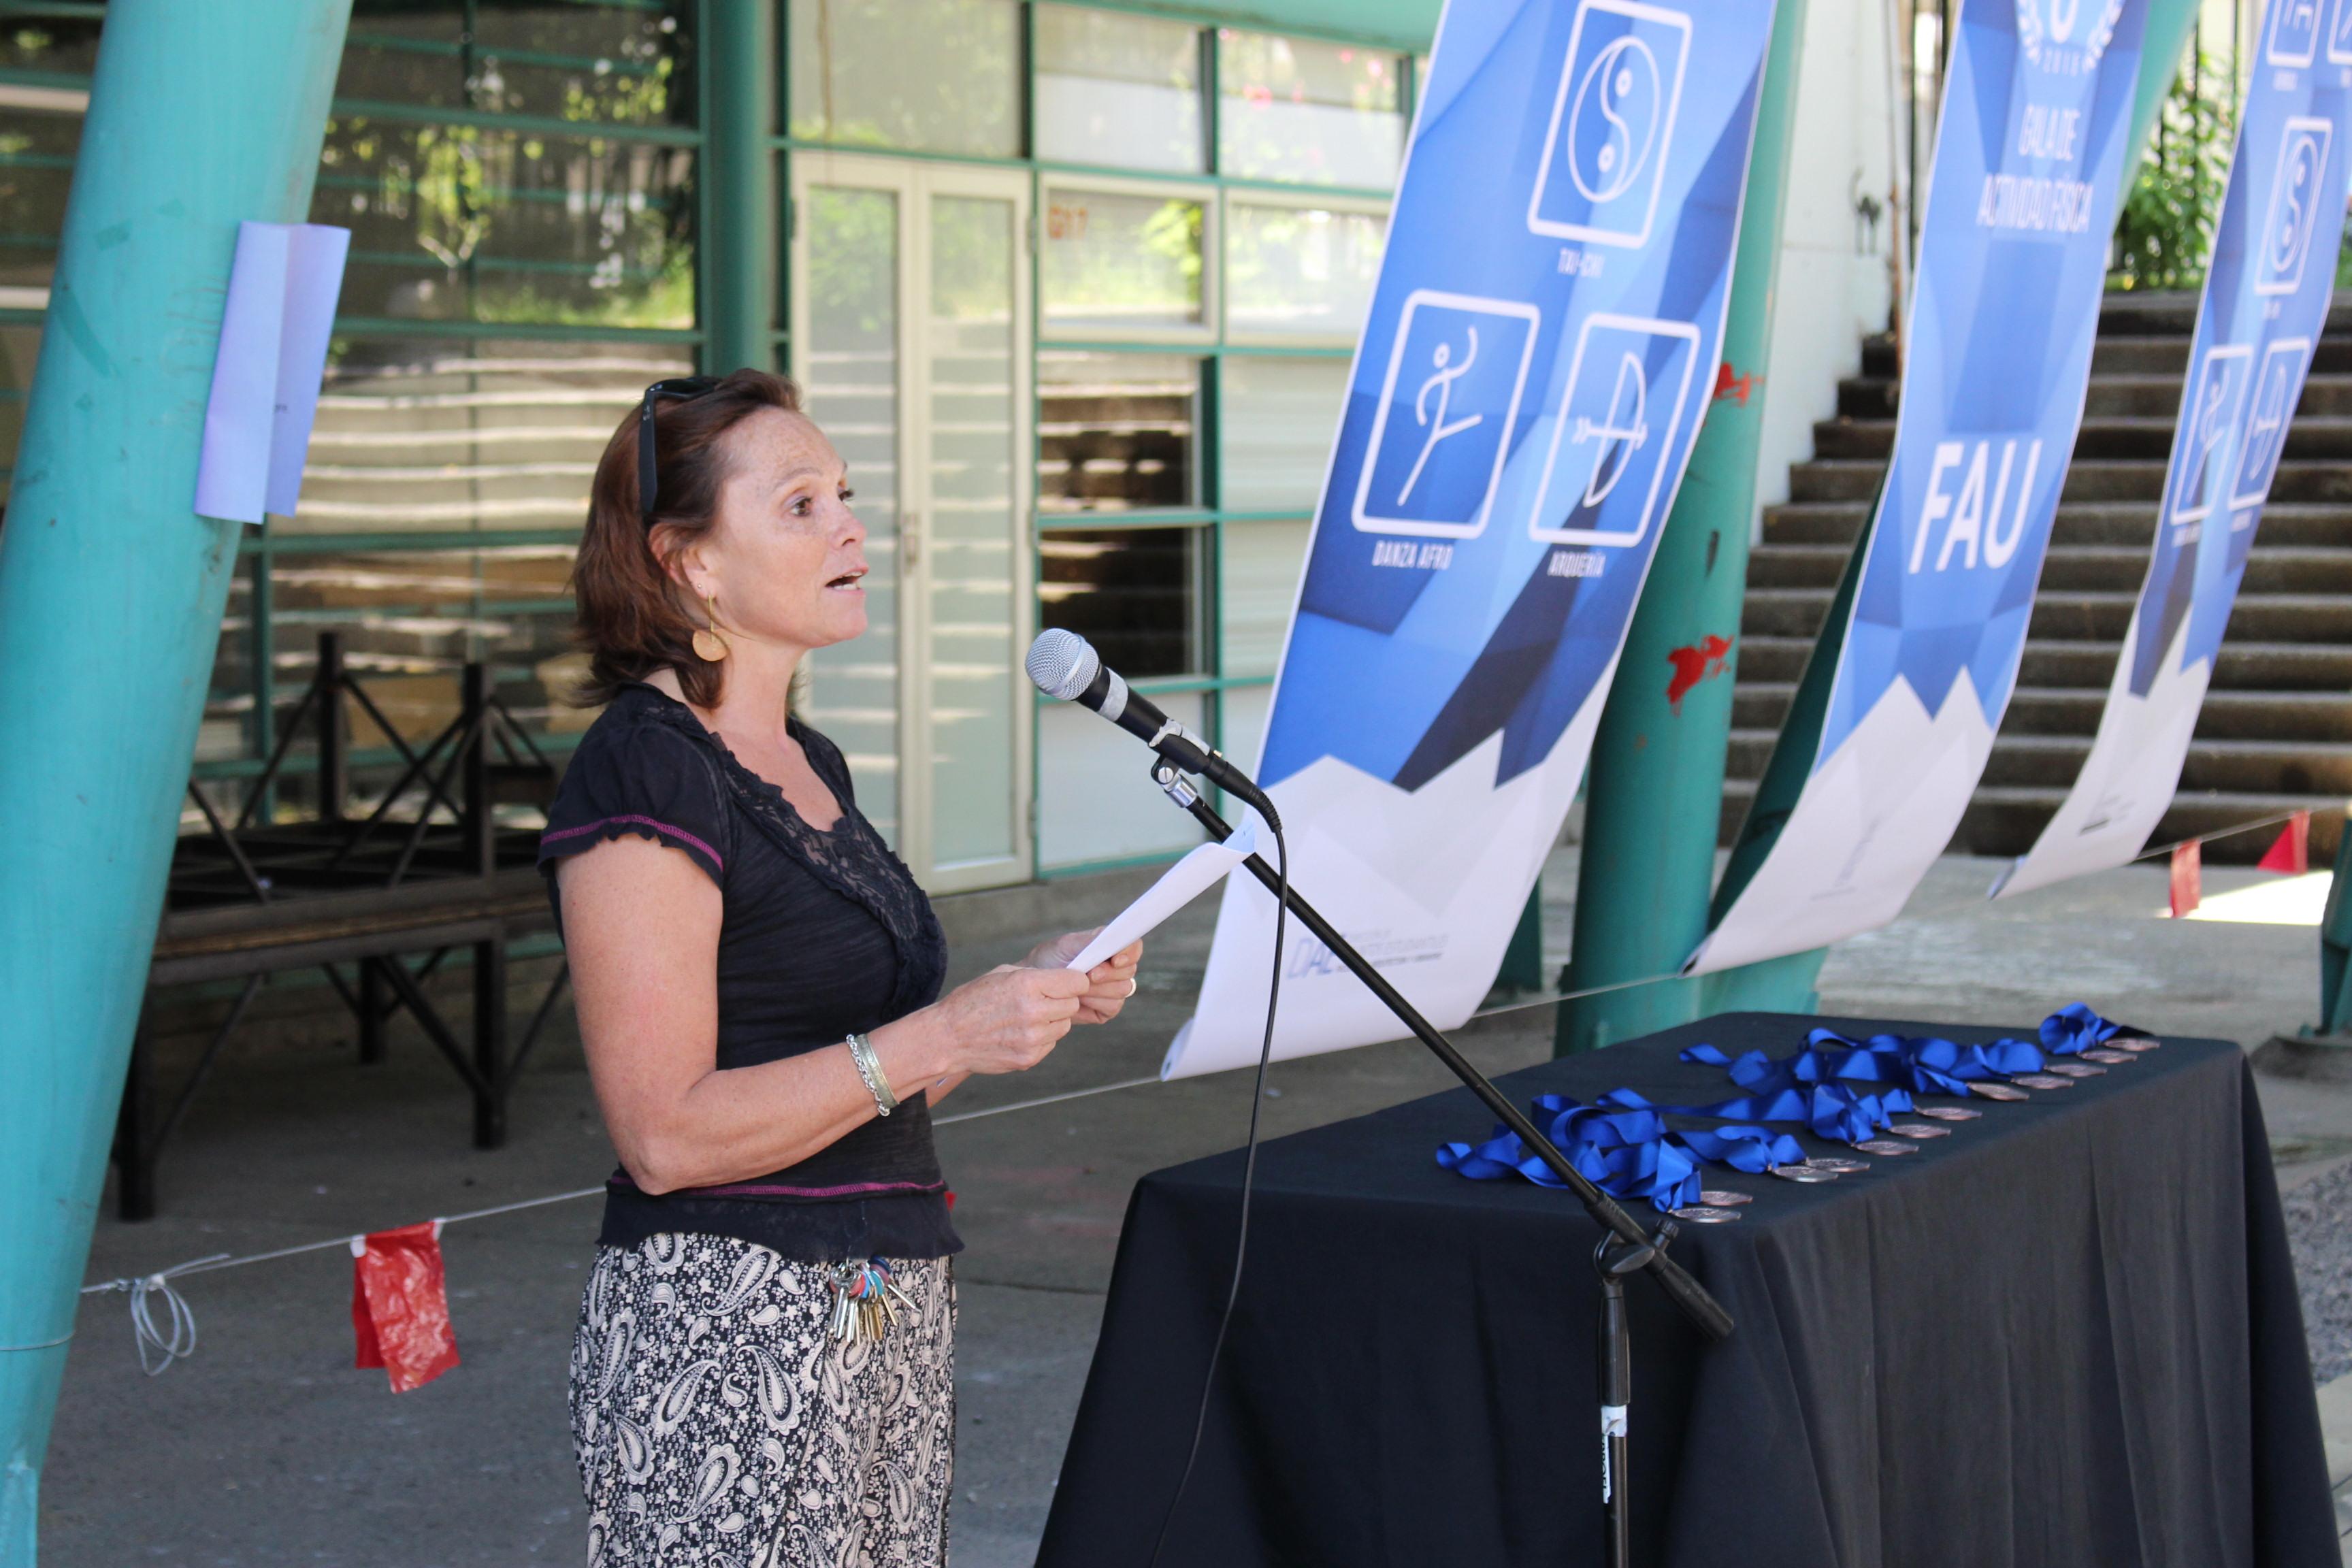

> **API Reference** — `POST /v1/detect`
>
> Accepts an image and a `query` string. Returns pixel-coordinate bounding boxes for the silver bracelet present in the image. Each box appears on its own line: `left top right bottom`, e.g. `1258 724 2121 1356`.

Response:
846 1032 898 1117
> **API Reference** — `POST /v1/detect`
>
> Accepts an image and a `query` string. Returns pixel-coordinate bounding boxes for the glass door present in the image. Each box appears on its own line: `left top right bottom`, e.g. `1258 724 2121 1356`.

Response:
790 153 1034 892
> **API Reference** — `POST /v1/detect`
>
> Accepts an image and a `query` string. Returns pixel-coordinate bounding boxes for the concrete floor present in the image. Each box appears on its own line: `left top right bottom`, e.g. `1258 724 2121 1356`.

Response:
37 849 2352 1565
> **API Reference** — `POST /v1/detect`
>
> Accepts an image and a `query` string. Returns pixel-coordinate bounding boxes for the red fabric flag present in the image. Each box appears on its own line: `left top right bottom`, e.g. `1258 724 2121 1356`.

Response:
351 1221 460 1393
2257 812 2311 875
2169 840 2202 918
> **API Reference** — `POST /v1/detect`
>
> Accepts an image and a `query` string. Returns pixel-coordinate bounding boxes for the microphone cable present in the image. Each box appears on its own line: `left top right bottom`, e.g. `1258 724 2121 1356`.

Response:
1146 815 1288 1568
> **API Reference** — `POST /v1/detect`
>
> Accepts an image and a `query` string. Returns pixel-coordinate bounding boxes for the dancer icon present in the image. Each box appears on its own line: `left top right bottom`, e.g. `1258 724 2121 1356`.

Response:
1396 329 1486 508
2167 344 2249 529
1352 291 1539 540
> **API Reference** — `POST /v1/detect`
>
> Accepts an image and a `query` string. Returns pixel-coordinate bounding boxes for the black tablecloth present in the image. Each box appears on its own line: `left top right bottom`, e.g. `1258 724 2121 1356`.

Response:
1036 1013 2335 1568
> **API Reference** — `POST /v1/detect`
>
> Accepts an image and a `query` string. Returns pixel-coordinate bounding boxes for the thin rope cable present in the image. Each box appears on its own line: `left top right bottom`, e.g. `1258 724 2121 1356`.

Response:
1149 819 1287 1568
933 1075 1161 1126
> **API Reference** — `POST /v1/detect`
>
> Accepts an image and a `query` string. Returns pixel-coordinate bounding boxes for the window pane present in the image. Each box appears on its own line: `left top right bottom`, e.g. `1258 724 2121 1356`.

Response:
0 91 84 295
317 120 695 327
1226 201 1386 338
291 338 690 536
1218 29 1404 189
267 545 577 745
925 191 1020 870
1220 517 1308 676
0 323 38 504
1039 691 1205 869
1041 188 1204 333
0 16 103 76
1218 681 1273 774
1218 355 1345 512
1034 5 1202 174
340 3 696 129
800 185 903 843
1038 525 1203 679
788 0 1020 159
1038 352 1196 514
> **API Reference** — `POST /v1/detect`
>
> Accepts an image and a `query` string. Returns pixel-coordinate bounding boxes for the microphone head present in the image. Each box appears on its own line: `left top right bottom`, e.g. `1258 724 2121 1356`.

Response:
1026 628 1099 702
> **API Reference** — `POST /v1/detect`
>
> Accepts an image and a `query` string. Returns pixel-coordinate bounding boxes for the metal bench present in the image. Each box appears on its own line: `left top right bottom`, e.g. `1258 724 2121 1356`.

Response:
114 634 570 1220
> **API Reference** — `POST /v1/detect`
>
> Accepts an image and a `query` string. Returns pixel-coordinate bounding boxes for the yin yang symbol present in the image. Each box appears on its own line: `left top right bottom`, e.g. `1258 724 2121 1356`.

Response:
1567 35 1662 206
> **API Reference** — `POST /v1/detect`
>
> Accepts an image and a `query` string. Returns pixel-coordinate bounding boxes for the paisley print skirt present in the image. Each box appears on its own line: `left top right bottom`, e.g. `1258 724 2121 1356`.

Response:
569 1234 956 1567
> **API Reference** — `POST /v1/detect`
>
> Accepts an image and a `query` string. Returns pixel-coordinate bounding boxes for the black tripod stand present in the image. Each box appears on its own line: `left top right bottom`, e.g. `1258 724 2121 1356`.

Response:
1147 760 1734 1567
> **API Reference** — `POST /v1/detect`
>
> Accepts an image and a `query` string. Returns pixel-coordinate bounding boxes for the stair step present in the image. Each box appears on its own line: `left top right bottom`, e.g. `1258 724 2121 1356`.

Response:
1959 787 2342 861
1744 589 2352 643
1979 734 2352 793
1728 683 2352 741
1763 499 2352 549
1786 459 2352 504
1812 414 2352 462
1723 727 2352 794
1735 634 2352 689
1717 777 2342 861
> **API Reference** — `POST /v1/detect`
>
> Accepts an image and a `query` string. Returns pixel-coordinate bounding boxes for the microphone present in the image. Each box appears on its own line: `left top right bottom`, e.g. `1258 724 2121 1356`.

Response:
1026 629 1281 831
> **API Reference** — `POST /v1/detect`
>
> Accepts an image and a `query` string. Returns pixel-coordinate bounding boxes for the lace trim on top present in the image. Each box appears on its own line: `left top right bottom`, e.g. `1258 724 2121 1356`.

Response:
627 686 948 1017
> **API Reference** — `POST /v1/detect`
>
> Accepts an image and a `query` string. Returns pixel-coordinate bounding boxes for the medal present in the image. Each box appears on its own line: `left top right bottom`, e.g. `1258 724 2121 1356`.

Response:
2081 1048 2137 1064
1698 1190 1753 1207
2113 1036 2161 1051
1806 1156 1869 1175
1970 1081 2029 1101
1912 1105 1982 1121
1886 1122 1951 1139
1853 1138 1918 1156
2042 1061 2105 1078
1672 1206 1742 1224
1773 1164 1841 1183
2010 1073 2072 1090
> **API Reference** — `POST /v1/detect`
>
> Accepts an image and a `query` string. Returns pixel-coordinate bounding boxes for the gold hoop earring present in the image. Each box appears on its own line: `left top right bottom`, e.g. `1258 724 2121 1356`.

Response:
692 591 731 663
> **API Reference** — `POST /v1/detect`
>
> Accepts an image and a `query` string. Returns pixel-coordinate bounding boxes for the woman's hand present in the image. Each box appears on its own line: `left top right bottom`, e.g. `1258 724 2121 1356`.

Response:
1024 930 1143 1025
900 964 1092 1077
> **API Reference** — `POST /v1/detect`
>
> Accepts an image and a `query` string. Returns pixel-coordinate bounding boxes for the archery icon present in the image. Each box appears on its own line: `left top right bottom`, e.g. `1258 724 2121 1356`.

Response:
1572 350 1651 507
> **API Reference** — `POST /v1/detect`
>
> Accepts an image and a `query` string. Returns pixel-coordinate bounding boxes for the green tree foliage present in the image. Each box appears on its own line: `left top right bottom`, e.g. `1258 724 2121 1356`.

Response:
2109 55 2234 293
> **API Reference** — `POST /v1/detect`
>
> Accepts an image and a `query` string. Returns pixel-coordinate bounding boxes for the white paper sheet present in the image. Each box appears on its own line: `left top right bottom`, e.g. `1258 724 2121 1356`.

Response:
1064 821 1258 975
194 220 349 525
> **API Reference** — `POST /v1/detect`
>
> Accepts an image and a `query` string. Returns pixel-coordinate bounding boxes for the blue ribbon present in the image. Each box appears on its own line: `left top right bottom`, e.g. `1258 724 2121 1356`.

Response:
1668 1040 1916 1139
1435 1089 1803 1211
1680 1028 2046 1106
2038 1002 2138 1056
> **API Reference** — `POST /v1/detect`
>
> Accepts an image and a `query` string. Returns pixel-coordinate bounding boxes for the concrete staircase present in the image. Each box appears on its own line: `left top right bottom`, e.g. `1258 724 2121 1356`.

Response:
1731 291 2352 863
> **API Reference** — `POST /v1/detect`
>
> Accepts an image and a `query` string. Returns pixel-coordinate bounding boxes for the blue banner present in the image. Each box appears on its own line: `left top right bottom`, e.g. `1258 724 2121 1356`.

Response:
1173 0 1778 1077
1695 0 2148 972
2002 0 2352 896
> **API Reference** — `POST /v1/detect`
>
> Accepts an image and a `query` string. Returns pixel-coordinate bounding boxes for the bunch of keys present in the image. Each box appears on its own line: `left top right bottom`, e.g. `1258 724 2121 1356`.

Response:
827 1258 916 1346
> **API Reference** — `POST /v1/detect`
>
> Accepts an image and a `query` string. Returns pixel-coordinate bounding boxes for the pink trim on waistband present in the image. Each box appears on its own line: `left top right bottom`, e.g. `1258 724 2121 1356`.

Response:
609 1175 945 1200
543 813 723 872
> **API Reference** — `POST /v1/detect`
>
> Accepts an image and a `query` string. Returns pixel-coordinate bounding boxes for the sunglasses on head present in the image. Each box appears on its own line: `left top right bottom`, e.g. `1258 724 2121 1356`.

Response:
638 376 722 526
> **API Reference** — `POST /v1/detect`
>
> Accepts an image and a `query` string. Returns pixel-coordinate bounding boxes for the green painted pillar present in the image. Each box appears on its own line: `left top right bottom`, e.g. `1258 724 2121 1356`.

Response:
703 0 777 374
1556 0 1810 1054
1565 0 2203 1053
0 3 353 1558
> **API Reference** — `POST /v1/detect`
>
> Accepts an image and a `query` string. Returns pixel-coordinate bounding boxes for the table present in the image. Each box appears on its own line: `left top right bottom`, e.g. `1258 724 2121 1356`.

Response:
1036 1013 2336 1567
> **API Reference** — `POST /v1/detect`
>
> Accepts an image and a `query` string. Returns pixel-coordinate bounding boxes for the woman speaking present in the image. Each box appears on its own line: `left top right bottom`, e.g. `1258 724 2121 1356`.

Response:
541 370 1140 1565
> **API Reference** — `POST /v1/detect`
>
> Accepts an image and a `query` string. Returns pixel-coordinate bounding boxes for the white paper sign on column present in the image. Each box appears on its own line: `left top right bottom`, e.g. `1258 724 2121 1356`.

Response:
194 220 350 525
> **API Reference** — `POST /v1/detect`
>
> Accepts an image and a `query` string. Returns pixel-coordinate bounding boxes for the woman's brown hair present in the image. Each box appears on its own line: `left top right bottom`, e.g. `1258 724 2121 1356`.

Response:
572 368 804 709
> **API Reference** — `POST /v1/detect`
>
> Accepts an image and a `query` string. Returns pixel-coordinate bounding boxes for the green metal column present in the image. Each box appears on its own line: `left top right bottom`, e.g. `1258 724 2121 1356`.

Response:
1556 0 1811 1054
0 3 353 1559
702 0 778 374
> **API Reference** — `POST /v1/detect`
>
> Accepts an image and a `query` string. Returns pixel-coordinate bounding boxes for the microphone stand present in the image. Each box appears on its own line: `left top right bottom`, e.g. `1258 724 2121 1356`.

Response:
1147 760 1734 1568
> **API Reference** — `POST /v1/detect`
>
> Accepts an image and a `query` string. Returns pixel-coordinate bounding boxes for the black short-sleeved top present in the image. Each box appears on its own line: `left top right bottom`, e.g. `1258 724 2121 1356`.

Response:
538 683 960 1263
